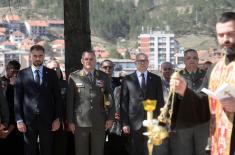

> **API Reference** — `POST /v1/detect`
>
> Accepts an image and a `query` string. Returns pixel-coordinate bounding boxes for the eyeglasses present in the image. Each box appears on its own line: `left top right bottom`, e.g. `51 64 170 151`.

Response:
163 68 172 71
84 58 94 61
102 66 113 69
136 60 148 64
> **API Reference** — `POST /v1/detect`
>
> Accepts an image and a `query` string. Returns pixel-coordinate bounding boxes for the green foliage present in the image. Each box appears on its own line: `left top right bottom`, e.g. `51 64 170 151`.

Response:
90 0 235 42
90 0 135 42
109 48 123 59
0 0 63 18
1 0 235 44
124 51 130 59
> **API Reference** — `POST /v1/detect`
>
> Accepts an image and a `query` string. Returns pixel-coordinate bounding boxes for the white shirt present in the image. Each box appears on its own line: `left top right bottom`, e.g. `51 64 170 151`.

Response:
136 70 147 86
31 65 43 84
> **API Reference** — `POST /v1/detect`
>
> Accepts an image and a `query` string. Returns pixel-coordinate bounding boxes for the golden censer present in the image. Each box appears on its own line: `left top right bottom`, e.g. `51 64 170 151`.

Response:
143 72 180 155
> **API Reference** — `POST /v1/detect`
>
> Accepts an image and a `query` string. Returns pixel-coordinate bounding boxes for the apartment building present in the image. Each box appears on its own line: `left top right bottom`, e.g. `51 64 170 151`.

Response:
25 20 49 37
138 31 179 70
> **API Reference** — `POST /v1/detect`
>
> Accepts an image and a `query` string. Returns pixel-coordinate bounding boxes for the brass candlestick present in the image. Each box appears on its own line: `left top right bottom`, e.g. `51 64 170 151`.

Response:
143 100 168 155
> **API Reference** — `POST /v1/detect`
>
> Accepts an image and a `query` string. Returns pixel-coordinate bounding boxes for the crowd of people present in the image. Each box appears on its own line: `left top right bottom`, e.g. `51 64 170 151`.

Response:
0 11 235 155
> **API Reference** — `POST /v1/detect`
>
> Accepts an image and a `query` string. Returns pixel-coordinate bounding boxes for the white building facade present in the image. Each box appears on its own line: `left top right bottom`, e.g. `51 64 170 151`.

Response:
25 20 48 37
138 31 178 70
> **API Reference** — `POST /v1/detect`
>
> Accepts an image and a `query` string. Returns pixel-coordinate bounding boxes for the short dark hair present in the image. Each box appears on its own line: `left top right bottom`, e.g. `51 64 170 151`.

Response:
218 12 235 23
7 60 21 70
82 50 96 58
100 59 113 67
160 61 173 69
30 45 45 53
184 48 197 56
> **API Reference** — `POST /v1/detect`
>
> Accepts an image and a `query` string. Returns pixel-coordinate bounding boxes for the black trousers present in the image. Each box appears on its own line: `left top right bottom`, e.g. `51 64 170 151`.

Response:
129 127 148 155
104 133 130 155
53 127 68 155
66 132 75 155
0 129 24 155
24 115 53 155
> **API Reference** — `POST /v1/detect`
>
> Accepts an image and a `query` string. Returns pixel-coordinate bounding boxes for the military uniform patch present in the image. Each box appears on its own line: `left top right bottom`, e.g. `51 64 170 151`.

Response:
76 83 84 93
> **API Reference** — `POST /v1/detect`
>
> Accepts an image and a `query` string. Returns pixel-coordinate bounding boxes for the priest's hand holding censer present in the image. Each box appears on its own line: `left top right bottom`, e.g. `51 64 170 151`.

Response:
143 72 183 155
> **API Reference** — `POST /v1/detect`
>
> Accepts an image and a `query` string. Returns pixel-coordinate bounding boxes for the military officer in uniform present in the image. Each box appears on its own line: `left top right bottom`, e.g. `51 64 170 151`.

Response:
168 49 208 155
66 50 114 155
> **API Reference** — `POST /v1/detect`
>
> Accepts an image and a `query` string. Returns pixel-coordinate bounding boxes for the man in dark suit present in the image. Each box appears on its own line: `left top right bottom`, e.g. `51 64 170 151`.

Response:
100 60 129 155
14 45 62 155
0 87 8 130
121 53 164 155
66 50 114 155
0 60 24 155
47 60 71 155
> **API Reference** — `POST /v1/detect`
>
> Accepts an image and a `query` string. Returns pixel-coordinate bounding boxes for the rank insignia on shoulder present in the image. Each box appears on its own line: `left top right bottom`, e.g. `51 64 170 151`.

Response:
79 71 85 77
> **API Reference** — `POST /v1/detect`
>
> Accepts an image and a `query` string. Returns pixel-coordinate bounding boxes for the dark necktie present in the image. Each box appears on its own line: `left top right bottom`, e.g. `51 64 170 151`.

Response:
88 72 93 83
141 73 146 89
35 70 40 85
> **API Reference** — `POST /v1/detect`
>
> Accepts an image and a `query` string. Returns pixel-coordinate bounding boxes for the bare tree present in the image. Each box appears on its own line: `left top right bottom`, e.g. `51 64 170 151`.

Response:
64 0 91 77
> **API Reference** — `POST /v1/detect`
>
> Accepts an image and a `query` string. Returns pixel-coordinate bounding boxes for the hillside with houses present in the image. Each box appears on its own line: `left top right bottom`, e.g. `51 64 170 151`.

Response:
0 14 65 72
0 0 233 76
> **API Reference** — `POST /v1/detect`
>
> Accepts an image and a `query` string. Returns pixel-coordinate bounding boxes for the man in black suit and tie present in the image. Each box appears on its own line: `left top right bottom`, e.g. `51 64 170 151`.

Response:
14 45 62 155
121 53 164 155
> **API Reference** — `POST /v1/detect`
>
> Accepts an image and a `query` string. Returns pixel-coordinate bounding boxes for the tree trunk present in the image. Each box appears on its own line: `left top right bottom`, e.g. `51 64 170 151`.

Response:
64 0 91 77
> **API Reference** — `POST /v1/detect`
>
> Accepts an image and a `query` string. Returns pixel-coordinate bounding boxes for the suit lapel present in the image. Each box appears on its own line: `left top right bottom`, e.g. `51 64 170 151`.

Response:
145 71 152 94
42 66 48 87
132 72 141 89
27 67 40 91
28 67 34 82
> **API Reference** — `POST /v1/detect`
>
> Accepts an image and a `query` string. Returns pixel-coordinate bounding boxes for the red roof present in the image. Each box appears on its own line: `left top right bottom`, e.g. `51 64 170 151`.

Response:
53 45 64 50
1 41 16 46
11 31 24 37
48 20 64 25
6 15 21 21
0 32 5 36
36 41 47 46
0 28 6 33
51 39 64 45
26 20 49 27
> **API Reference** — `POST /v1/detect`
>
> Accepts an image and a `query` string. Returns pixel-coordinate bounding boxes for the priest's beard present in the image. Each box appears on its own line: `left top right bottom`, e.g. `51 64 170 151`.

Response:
221 42 235 56
224 48 235 55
